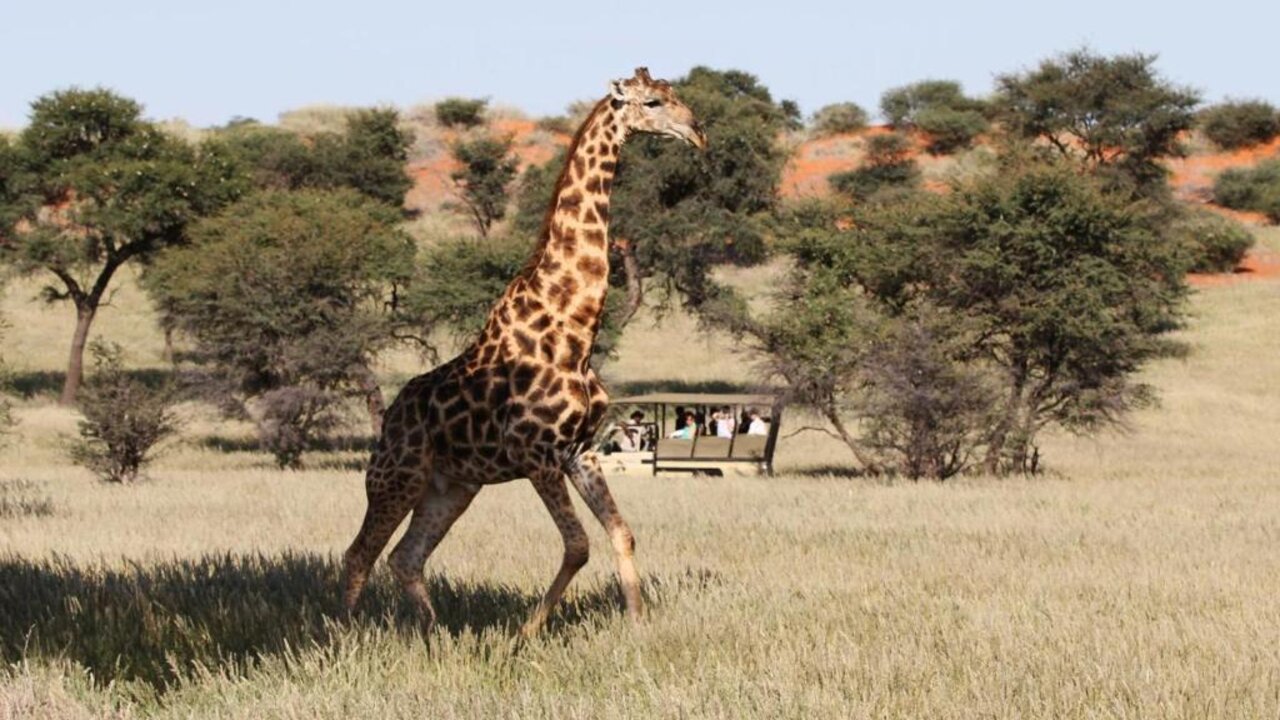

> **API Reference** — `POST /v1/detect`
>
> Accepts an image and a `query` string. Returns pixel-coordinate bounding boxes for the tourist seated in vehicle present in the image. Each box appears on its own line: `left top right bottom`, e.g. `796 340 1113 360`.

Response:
668 411 698 439
714 406 736 438
747 409 769 436
620 410 650 451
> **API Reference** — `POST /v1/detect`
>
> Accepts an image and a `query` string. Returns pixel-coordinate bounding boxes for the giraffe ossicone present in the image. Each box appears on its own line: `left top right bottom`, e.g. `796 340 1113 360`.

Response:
341 67 706 635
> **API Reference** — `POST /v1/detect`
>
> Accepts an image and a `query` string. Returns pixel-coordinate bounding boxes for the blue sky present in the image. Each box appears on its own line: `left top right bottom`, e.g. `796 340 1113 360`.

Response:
2 0 1275 128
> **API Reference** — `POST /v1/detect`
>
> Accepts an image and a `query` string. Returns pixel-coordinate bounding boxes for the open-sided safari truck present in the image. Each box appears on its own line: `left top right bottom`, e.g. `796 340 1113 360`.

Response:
604 393 784 476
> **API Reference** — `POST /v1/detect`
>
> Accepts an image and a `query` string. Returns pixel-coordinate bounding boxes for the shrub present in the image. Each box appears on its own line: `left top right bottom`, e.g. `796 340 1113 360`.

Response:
254 386 343 470
780 99 804 132
829 133 919 200
211 108 413 208
0 479 54 518
880 80 985 128
1170 209 1255 272
914 106 988 155
811 103 869 137
1199 101 1280 149
1213 160 1280 222
434 98 488 128
535 115 573 134
860 310 996 480
146 189 415 460
69 342 180 483
448 134 520 237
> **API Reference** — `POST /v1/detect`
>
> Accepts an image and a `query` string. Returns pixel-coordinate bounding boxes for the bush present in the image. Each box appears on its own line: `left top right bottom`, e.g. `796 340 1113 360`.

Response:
914 106 987 155
829 133 919 200
860 310 996 480
210 108 413 208
811 103 869 136
880 80 985 128
68 343 180 483
254 386 343 470
1213 160 1280 222
434 98 487 128
146 189 415 461
1199 101 1280 149
0 479 54 518
780 99 804 131
449 134 520 237
1170 209 1255 272
534 115 573 134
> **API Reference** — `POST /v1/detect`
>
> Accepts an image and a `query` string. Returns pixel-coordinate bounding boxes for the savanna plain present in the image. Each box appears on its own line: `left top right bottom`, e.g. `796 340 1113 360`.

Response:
1 231 1279 718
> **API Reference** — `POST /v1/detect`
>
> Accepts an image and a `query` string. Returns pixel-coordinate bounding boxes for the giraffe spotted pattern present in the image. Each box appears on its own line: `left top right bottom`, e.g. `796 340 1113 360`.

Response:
342 68 707 636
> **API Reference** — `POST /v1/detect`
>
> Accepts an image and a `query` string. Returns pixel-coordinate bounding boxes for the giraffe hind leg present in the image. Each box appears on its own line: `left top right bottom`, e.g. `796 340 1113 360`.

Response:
387 479 480 632
569 452 644 621
342 453 429 613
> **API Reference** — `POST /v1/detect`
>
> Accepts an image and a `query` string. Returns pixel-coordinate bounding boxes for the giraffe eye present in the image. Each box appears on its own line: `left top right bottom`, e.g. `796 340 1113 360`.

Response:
643 99 663 108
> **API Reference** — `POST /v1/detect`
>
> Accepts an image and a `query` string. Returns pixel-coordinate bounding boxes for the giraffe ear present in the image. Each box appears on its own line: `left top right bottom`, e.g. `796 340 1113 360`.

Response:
608 80 626 101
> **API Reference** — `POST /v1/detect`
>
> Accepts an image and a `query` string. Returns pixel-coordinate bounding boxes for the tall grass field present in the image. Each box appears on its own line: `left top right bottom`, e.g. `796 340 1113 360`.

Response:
0 231 1277 718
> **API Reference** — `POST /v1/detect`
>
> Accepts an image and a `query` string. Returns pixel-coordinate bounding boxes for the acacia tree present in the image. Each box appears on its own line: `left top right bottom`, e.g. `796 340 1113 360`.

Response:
0 89 238 404
995 49 1200 195
448 134 519 237
880 79 988 155
147 189 414 466
206 108 412 207
753 158 1189 476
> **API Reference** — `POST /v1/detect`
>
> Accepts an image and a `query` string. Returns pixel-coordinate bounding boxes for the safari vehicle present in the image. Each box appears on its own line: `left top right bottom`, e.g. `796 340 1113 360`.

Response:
604 393 784 476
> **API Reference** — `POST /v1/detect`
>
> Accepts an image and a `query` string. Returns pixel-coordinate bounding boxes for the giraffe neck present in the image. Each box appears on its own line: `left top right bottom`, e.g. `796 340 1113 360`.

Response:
495 99 623 358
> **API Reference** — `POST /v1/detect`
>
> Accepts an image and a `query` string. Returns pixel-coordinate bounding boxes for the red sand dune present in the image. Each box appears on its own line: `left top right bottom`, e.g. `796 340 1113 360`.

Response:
406 119 567 212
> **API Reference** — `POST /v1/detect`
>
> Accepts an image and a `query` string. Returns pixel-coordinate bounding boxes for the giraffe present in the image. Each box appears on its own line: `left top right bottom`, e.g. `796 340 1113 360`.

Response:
342 68 706 636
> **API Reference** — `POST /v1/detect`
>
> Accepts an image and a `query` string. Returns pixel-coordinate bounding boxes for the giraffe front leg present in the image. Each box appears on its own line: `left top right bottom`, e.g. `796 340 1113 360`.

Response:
521 470 590 637
569 452 644 622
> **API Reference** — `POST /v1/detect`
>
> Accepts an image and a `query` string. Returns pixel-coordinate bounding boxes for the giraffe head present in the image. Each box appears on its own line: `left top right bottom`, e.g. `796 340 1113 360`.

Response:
608 67 707 150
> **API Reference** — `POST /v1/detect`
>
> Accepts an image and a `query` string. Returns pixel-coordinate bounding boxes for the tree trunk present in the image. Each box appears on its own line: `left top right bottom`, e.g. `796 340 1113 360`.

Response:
162 324 176 364
353 362 386 437
820 403 882 475
60 304 97 406
616 239 644 327
983 366 1027 475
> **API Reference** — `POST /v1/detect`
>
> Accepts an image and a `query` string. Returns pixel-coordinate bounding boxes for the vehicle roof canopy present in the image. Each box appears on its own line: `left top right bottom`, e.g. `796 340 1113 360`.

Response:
612 393 779 407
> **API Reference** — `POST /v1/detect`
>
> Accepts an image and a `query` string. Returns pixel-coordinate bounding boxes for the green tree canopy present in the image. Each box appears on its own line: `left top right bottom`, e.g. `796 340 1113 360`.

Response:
879 80 988 154
146 189 414 463
447 134 519 237
995 49 1200 195
1198 100 1280 150
0 88 240 403
758 157 1189 476
207 108 412 206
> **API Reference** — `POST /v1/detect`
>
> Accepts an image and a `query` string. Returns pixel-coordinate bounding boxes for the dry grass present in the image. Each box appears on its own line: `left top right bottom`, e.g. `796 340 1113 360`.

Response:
1 231 1278 718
